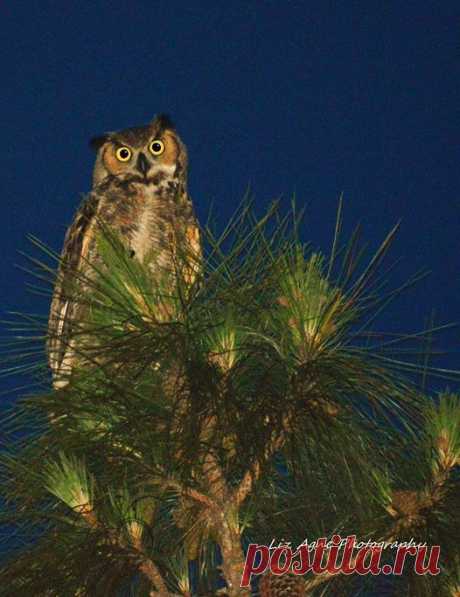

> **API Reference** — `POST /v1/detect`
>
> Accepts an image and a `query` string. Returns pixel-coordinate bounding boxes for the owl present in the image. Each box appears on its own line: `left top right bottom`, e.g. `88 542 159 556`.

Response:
47 114 201 389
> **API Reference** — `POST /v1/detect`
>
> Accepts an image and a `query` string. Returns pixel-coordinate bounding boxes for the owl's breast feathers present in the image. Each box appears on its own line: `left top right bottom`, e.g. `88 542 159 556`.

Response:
96 177 201 278
47 175 201 385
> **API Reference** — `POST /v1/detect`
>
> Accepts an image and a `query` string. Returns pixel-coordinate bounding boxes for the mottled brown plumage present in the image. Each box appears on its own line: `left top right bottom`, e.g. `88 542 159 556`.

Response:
47 114 201 388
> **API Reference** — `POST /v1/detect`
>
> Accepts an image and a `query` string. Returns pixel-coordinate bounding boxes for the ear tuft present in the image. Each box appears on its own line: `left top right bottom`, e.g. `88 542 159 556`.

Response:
153 113 175 131
89 135 109 151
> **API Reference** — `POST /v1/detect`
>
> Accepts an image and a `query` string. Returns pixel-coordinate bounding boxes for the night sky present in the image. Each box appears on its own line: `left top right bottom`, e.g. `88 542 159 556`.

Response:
1 2 459 398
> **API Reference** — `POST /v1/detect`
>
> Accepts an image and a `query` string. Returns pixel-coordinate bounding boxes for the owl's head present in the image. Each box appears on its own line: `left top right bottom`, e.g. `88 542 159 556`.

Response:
89 114 187 187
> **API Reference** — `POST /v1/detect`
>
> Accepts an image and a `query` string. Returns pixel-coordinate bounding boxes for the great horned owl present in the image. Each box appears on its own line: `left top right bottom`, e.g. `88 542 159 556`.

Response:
47 114 201 388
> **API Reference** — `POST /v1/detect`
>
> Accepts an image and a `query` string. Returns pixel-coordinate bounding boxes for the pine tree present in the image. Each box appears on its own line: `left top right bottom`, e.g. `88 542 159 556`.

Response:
0 200 459 596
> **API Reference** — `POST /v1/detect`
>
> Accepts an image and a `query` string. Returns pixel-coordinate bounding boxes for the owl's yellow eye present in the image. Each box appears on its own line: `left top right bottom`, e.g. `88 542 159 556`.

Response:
115 147 132 162
149 139 165 156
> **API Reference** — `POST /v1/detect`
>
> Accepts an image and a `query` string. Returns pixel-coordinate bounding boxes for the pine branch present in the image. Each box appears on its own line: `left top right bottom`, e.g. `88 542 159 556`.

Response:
2 200 460 595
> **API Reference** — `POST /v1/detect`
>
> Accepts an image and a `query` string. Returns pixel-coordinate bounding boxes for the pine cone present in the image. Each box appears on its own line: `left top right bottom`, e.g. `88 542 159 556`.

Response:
258 572 306 596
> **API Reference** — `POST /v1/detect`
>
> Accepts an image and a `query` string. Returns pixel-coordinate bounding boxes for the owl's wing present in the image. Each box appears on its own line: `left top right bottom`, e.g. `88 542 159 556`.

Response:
47 194 100 383
184 214 202 284
177 196 203 284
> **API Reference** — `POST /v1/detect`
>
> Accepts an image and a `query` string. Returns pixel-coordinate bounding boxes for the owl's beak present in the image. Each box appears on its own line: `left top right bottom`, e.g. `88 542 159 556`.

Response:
136 152 151 176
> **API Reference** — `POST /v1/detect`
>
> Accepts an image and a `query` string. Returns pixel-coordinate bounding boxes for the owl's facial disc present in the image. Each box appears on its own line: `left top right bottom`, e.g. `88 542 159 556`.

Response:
91 119 186 187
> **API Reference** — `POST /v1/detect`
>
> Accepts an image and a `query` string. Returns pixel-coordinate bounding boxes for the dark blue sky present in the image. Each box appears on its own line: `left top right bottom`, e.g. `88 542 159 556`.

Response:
1 2 459 395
